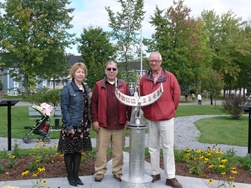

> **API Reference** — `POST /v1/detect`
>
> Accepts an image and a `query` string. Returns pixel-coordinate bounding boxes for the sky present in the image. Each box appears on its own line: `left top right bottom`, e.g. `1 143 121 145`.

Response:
67 0 251 55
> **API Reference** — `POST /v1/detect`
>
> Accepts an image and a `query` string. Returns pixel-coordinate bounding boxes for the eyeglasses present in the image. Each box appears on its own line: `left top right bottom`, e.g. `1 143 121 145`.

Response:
106 68 117 71
150 60 160 63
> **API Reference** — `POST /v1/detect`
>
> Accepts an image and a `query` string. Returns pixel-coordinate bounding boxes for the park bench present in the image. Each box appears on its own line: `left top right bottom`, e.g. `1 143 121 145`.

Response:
28 105 62 129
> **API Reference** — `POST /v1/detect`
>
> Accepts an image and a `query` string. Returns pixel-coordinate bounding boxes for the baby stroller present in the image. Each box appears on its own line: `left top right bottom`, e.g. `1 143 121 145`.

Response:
23 103 54 144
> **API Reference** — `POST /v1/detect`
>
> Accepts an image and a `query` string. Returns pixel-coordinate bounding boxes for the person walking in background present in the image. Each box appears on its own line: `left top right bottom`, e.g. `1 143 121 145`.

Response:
91 60 132 182
197 93 202 105
192 93 195 101
57 62 92 187
140 52 182 188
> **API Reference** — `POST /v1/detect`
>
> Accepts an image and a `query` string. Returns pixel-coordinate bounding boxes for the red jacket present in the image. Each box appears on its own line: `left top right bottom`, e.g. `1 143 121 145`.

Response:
140 69 180 121
91 77 132 127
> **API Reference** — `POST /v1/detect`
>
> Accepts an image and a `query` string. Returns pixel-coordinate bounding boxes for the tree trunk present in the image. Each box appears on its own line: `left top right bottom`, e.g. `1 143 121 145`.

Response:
24 74 29 96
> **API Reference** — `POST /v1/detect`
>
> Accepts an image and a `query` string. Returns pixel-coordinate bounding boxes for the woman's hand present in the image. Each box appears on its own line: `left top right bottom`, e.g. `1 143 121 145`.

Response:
68 129 75 135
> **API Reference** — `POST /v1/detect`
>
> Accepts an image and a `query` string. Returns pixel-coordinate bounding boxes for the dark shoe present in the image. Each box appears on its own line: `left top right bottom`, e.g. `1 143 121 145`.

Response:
165 178 182 188
75 177 84 185
151 174 161 183
67 176 77 187
113 173 122 182
94 173 104 182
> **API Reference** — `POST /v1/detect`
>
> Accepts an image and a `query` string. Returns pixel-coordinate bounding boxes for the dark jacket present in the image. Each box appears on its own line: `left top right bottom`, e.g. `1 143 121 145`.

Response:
61 79 91 130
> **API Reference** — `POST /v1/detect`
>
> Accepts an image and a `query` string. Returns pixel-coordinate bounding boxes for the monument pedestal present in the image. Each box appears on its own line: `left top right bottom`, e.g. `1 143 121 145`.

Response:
121 125 152 188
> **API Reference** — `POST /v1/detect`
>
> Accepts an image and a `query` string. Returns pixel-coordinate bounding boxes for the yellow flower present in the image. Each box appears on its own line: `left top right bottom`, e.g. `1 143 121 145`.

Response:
231 185 237 188
195 149 201 153
204 157 209 162
41 181 48 185
231 168 238 174
185 149 190 153
208 179 214 185
229 175 235 180
184 153 190 158
221 171 226 175
8 154 15 159
231 167 237 170
219 164 225 168
208 164 214 168
21 170 29 176
216 150 223 154
38 167 45 172
221 158 228 163
32 173 38 177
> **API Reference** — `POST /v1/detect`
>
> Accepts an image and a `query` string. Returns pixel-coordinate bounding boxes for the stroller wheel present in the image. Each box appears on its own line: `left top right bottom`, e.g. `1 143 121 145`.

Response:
23 137 31 144
43 137 50 143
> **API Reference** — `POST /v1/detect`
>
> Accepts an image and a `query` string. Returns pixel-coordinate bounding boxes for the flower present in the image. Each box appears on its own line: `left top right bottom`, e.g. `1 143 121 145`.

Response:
229 175 235 180
219 164 225 168
21 170 29 176
32 172 38 177
41 181 48 185
208 164 214 168
221 158 228 163
38 167 45 172
208 179 214 185
231 168 238 174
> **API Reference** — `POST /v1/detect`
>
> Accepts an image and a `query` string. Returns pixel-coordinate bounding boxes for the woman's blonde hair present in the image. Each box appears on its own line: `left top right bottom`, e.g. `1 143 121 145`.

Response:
70 62 88 78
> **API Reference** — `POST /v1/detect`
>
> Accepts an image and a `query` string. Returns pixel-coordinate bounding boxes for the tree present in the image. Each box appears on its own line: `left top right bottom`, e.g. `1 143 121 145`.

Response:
202 69 224 107
0 0 75 96
42 48 72 89
106 0 145 82
233 24 251 96
78 26 116 88
146 0 212 91
200 10 248 97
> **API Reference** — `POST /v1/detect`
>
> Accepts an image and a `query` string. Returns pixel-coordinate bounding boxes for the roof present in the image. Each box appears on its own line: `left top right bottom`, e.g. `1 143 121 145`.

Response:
68 55 84 66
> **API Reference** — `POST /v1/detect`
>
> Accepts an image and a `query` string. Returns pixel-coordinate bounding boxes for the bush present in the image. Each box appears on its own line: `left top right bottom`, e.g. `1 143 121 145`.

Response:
25 88 61 106
221 95 246 119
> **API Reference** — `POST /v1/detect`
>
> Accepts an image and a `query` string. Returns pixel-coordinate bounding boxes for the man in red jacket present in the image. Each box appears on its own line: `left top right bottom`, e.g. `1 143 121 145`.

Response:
91 60 132 182
140 52 182 188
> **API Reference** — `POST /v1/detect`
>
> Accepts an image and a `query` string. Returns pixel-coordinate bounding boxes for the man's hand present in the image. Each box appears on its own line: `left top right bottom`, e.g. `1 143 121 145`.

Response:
92 121 100 132
125 121 130 130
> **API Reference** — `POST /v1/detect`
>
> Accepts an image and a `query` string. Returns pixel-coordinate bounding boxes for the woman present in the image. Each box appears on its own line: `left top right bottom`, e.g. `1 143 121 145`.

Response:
57 62 92 186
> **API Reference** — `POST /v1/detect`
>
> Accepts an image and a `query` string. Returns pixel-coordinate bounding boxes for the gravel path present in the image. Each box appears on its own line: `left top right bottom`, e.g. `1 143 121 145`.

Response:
0 115 248 157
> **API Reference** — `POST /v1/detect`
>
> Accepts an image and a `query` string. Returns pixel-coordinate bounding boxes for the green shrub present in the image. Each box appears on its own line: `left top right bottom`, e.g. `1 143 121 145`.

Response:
221 95 246 119
25 88 61 106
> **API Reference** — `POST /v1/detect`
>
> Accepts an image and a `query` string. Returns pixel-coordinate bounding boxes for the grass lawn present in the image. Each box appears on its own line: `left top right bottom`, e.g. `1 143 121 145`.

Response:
175 104 225 117
0 104 248 147
195 115 248 146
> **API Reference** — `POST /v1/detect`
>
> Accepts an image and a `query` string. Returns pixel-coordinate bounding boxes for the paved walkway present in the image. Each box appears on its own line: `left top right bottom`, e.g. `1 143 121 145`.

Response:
0 100 250 187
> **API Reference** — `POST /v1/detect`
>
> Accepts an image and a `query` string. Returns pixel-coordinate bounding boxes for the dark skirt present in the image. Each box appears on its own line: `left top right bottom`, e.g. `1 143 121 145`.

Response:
57 123 92 154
